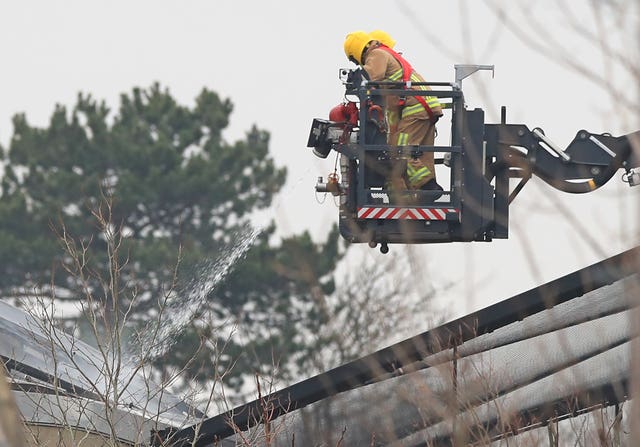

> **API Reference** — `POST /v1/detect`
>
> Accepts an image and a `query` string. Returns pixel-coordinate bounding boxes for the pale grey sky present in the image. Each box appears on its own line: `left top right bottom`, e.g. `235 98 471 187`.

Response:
1 0 638 318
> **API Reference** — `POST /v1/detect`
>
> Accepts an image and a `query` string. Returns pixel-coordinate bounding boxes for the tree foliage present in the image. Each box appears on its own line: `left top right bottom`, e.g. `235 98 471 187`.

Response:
0 83 343 391
2 84 280 302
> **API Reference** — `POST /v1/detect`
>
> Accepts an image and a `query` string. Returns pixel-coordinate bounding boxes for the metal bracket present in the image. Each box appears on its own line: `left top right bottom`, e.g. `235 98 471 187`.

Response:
454 64 495 89
532 128 571 162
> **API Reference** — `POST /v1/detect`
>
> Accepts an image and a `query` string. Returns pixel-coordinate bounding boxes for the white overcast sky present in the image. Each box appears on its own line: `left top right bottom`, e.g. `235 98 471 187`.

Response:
1 1 639 319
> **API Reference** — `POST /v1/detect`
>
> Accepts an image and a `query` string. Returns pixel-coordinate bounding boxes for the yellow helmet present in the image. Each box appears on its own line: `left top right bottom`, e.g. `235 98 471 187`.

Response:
343 30 373 65
369 29 396 49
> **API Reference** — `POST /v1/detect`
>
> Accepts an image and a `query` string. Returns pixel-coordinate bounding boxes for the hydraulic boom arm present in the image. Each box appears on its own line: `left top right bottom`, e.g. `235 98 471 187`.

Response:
485 123 640 201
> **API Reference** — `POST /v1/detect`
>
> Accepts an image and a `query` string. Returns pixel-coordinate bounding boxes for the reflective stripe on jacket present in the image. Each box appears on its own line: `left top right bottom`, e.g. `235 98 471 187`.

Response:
388 68 442 119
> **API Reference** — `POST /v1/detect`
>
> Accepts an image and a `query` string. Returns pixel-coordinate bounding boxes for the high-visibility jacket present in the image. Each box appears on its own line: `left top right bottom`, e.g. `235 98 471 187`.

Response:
362 44 442 124
378 45 441 122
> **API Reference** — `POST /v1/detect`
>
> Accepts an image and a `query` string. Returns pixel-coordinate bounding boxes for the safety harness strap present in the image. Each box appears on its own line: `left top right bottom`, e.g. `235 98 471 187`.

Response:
377 45 436 122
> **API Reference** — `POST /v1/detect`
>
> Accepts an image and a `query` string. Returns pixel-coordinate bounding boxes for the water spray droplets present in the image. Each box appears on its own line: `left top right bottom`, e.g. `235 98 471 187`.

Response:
134 224 262 361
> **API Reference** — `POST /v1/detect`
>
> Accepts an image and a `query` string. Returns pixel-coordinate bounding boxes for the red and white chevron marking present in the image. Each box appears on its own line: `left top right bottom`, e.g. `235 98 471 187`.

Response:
357 207 459 220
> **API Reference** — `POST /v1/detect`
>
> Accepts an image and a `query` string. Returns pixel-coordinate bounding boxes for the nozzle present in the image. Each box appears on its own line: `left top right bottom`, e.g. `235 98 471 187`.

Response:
315 176 342 196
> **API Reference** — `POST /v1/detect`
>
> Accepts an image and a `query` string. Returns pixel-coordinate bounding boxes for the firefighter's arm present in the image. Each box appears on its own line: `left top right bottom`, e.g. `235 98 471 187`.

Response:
363 49 387 81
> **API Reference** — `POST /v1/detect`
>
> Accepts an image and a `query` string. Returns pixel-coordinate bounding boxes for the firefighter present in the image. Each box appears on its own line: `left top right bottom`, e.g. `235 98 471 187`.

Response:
343 30 444 198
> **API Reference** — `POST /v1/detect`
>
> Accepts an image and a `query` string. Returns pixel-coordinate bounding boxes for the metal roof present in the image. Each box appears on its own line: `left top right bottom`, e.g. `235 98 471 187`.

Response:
0 300 205 444
164 246 639 446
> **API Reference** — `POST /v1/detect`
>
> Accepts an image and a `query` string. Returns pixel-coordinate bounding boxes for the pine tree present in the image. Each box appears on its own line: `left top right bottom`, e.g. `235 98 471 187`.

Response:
0 83 342 392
